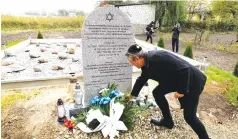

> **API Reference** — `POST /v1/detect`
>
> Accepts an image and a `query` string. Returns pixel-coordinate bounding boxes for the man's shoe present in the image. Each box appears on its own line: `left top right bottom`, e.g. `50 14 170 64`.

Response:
150 117 174 129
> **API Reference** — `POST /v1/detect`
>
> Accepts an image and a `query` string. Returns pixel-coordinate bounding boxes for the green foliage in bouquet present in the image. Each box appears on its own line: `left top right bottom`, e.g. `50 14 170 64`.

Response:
121 104 140 130
75 111 88 124
108 83 118 90
91 83 118 116
90 103 110 116
115 93 142 130
101 83 118 97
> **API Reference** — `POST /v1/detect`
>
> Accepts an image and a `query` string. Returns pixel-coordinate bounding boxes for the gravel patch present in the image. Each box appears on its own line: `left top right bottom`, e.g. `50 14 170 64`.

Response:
1 43 83 80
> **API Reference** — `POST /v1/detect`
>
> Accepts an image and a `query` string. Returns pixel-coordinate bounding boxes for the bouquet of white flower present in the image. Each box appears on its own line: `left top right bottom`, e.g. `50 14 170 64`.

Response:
74 83 141 138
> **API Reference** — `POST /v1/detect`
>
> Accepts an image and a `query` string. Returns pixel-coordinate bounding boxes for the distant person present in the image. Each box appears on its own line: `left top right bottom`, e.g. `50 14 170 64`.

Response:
145 21 157 44
172 23 181 53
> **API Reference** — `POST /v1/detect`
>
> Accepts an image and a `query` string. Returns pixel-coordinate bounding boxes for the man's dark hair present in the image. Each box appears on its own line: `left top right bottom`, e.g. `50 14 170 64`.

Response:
125 44 145 61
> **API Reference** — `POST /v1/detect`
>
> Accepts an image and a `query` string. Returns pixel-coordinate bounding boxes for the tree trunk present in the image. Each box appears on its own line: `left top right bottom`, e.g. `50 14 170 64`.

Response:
199 30 205 42
236 33 238 42
194 30 198 43
154 1 166 30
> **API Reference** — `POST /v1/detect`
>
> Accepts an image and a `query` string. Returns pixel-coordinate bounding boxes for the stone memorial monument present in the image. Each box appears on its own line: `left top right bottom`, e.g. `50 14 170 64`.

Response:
82 6 135 106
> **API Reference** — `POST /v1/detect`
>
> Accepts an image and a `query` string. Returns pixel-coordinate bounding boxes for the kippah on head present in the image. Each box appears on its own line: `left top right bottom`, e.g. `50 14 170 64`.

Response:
127 44 142 54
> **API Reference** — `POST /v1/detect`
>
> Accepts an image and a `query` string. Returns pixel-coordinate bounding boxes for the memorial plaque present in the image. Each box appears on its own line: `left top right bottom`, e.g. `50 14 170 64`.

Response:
82 6 134 106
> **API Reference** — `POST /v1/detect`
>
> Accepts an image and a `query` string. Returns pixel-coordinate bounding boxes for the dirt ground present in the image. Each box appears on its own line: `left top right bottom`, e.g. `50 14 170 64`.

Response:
1 31 238 139
1 84 238 139
1 86 69 139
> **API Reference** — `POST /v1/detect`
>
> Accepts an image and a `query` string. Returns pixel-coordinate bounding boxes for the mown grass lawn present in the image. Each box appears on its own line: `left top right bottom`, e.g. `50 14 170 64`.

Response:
206 66 238 106
4 39 25 49
1 90 41 110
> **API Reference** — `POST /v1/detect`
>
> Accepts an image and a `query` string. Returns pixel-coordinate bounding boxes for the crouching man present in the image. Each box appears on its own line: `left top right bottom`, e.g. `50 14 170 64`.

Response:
126 44 210 139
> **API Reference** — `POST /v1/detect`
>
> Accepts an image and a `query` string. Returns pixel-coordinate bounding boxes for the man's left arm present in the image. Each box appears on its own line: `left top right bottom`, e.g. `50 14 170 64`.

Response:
127 75 149 101
131 74 149 97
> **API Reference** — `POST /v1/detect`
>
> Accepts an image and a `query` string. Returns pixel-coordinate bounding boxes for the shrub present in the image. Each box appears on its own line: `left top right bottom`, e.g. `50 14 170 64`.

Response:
233 61 238 77
37 31 43 39
183 42 193 59
179 19 236 32
157 36 165 48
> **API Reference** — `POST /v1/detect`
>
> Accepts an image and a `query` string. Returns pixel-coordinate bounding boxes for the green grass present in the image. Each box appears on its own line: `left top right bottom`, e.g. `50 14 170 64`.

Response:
1 90 41 109
4 39 25 49
1 91 27 109
231 42 238 49
205 66 238 106
1 30 34 34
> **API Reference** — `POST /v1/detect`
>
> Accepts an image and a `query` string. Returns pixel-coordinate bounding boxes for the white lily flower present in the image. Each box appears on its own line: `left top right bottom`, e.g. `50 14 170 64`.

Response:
85 109 105 124
99 88 109 94
101 97 128 138
77 109 106 133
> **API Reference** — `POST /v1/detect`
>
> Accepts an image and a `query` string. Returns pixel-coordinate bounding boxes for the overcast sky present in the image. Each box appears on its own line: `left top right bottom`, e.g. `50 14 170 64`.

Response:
1 0 98 15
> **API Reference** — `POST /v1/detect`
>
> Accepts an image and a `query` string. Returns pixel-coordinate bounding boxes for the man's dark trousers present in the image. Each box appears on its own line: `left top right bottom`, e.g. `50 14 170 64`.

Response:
152 83 209 139
146 34 153 44
172 38 179 52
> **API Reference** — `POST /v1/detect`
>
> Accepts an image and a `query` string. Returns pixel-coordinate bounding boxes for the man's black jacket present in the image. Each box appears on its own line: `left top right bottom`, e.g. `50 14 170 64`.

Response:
172 27 180 39
131 50 207 98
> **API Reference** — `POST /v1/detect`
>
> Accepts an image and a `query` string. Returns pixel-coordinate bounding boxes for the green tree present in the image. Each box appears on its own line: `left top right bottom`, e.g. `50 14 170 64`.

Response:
211 0 238 41
25 11 40 16
212 1 238 19
183 42 193 59
152 1 187 30
68 9 85 16
187 0 210 21
58 9 69 16
105 1 187 31
153 1 167 30
186 0 212 43
37 31 43 39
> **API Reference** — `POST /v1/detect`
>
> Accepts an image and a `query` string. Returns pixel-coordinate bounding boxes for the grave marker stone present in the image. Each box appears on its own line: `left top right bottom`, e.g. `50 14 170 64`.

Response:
82 6 134 106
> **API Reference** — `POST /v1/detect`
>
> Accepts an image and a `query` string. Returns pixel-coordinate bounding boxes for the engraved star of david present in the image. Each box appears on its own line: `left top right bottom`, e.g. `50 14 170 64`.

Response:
106 12 114 22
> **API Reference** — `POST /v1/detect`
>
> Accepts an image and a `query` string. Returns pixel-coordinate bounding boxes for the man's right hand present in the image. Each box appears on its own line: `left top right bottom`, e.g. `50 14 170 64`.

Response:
125 94 134 102
174 92 184 98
